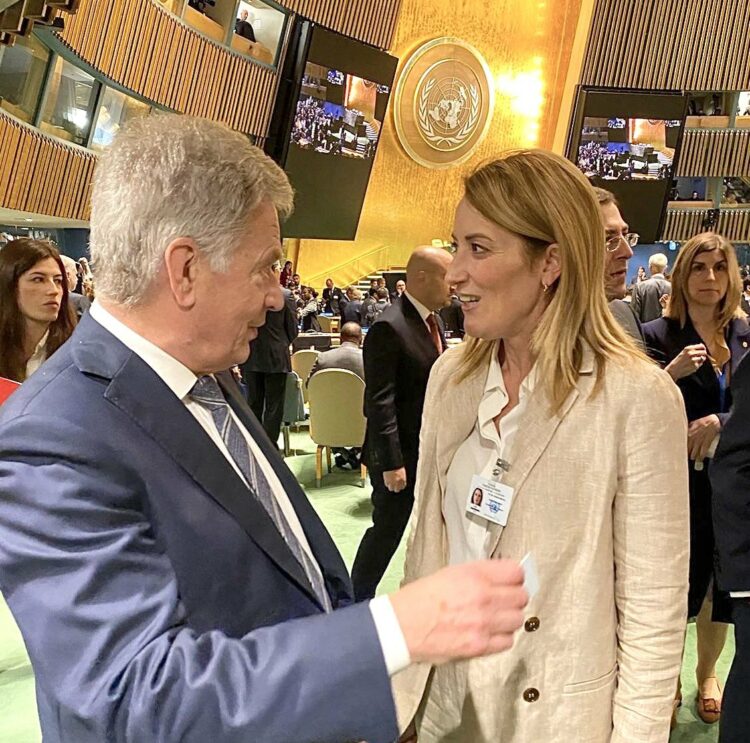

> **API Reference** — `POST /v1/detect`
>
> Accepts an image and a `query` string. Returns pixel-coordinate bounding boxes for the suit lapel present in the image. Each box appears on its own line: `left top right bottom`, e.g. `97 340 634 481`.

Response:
218 372 351 607
486 375 589 556
401 295 440 362
103 352 323 607
728 318 750 377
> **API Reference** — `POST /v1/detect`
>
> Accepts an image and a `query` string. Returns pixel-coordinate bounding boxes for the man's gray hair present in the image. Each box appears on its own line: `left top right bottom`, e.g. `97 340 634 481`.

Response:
90 114 294 305
649 252 668 272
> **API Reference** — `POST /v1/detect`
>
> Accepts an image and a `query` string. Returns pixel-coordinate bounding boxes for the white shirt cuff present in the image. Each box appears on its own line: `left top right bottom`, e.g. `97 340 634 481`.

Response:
369 595 412 676
730 591 750 597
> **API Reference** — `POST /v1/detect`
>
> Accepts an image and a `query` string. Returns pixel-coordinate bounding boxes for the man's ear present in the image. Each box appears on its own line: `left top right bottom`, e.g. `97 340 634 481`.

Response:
164 237 201 309
541 243 562 288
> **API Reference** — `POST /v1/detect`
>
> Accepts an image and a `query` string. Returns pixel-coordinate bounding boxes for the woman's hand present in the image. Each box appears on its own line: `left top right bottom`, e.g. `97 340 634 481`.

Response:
666 343 707 381
688 414 721 461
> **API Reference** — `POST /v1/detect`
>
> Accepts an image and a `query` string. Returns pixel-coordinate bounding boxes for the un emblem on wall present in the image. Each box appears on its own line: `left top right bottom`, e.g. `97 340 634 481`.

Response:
394 38 494 169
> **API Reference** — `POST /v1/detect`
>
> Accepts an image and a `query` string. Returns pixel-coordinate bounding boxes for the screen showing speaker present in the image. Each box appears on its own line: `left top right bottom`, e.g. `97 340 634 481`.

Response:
567 88 688 242
280 26 398 240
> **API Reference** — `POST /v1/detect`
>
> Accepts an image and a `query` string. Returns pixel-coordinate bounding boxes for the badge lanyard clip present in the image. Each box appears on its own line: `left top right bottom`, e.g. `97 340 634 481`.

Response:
491 458 511 481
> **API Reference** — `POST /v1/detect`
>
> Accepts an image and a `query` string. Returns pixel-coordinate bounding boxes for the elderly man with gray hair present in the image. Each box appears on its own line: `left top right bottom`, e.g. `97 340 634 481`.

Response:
0 115 528 743
632 251 672 323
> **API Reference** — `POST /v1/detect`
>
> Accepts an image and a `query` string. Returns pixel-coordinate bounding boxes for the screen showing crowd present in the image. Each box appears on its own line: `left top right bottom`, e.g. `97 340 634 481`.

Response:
576 117 681 181
290 63 390 160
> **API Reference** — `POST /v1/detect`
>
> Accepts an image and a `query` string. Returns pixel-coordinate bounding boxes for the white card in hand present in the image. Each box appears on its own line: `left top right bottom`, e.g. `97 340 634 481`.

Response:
520 552 539 599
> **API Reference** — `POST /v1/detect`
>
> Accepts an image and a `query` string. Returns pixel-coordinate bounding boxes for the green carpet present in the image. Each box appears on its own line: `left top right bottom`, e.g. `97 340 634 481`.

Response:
0 428 734 742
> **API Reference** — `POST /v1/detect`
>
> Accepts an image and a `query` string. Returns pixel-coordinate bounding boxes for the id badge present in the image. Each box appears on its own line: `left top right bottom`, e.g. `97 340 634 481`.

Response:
466 474 514 526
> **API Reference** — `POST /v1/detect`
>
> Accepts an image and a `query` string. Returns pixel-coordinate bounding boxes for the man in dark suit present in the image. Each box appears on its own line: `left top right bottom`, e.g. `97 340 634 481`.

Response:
234 9 256 42
712 352 750 743
321 277 344 315
351 246 453 600
61 253 91 319
390 279 406 303
439 287 465 339
340 286 363 325
241 268 297 446
632 252 671 323
0 116 528 743
594 187 644 347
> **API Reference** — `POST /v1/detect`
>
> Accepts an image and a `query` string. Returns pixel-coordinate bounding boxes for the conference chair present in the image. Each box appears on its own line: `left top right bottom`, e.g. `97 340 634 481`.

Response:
280 371 305 457
0 377 20 406
307 369 367 488
291 349 319 404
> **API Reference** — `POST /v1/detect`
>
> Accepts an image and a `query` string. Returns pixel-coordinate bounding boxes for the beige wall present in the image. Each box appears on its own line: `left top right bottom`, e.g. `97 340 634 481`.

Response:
296 0 587 286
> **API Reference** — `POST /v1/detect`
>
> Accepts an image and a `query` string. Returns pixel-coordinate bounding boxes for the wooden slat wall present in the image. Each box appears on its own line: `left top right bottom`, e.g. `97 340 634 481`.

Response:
58 0 277 136
581 0 750 90
663 208 750 242
283 0 402 49
677 129 750 177
0 110 96 220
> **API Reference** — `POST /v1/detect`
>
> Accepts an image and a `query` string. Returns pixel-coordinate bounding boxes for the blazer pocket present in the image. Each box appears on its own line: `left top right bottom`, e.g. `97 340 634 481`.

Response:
562 664 617 696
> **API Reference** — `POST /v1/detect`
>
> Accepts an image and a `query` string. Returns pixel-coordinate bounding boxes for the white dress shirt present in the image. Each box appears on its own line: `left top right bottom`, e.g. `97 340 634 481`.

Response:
25 330 49 379
402 290 432 329
444 344 536 564
89 302 410 675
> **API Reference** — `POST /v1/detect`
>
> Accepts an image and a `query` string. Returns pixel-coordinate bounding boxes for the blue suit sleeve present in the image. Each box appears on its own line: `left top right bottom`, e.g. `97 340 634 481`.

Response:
0 415 397 743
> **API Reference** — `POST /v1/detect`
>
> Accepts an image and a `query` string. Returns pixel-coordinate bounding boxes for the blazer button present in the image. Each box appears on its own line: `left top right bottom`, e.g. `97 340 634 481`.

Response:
525 616 540 632
523 688 540 703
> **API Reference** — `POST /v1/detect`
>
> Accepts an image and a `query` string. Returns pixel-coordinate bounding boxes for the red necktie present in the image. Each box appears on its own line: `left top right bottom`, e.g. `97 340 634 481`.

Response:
426 314 443 355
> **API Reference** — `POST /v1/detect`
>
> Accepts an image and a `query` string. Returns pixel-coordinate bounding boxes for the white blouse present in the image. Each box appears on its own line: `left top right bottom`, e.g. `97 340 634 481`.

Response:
24 331 49 379
443 344 536 564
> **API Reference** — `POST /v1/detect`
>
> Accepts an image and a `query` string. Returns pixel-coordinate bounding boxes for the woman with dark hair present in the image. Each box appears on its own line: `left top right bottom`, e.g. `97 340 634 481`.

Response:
643 232 750 726
0 238 76 382
279 260 294 288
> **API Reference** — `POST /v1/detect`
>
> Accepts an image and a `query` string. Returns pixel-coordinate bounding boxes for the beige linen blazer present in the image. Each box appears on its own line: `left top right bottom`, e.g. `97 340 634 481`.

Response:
392 343 689 743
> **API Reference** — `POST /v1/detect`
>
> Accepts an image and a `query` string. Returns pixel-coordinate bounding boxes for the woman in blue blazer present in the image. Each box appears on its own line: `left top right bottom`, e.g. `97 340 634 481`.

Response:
643 232 750 726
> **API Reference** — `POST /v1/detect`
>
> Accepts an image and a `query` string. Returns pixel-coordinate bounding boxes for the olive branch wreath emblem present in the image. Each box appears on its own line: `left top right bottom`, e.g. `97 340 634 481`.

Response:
417 77 481 148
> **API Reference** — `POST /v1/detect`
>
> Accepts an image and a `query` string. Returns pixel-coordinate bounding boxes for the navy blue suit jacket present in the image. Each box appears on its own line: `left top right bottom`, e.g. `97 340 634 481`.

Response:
0 314 396 742
711 351 750 592
642 315 750 423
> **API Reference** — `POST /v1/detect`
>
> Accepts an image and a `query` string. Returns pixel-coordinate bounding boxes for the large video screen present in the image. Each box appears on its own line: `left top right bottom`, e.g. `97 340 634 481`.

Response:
567 89 687 242
281 26 398 240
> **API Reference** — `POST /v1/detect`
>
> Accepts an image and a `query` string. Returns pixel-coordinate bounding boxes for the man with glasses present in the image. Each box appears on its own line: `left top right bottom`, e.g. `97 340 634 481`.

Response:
594 187 644 346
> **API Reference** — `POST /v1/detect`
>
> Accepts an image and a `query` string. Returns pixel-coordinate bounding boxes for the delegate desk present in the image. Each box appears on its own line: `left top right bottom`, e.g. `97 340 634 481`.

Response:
292 333 340 352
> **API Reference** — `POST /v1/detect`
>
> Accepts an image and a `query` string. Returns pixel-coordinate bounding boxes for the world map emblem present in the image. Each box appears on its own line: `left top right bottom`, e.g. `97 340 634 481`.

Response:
394 38 494 168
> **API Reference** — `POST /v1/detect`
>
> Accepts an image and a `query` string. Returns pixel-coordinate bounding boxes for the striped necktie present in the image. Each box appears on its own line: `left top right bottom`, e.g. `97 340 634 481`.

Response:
190 375 331 610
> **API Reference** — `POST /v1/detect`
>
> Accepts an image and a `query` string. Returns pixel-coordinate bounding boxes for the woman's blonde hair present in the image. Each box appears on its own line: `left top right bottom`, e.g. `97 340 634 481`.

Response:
664 232 743 328
457 149 646 413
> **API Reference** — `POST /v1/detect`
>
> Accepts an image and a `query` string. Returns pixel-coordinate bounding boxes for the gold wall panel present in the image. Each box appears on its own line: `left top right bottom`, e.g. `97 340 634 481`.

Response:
283 0 402 50
663 208 750 242
582 0 750 90
58 0 277 136
296 0 585 285
0 110 96 220
677 129 750 178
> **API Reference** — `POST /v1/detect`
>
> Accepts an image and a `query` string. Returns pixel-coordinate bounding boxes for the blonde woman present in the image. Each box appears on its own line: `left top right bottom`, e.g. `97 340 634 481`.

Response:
643 233 750 725
393 150 689 742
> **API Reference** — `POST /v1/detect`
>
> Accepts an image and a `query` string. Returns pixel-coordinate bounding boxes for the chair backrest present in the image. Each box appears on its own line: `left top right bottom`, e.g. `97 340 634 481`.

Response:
308 369 366 448
291 349 319 403
292 334 332 352
0 377 20 406
282 371 305 425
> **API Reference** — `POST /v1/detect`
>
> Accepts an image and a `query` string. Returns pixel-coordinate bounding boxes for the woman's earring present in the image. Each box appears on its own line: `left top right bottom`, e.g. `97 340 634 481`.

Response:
541 281 549 293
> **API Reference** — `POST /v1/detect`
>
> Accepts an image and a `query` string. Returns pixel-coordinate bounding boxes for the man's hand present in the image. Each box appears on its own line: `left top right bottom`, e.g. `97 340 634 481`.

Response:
666 343 707 381
384 467 407 493
688 414 721 461
390 560 527 665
